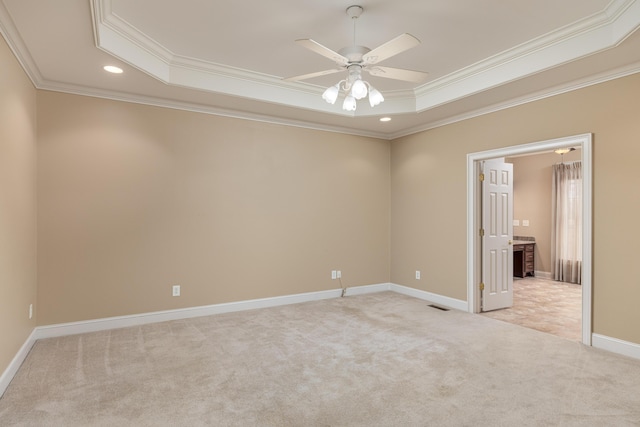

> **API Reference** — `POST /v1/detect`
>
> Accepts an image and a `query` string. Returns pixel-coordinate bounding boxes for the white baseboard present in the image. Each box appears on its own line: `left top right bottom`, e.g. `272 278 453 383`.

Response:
534 271 552 280
34 289 337 340
390 283 469 312
8 285 638 398
0 329 37 398
592 334 640 360
1 283 391 397
343 283 391 296
34 284 391 340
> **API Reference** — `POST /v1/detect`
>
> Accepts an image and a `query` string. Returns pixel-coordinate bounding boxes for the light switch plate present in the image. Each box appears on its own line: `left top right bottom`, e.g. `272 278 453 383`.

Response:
513 219 520 226
523 220 530 226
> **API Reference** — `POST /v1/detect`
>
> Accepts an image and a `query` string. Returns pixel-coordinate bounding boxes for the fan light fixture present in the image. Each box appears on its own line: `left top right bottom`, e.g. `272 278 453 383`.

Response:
320 6 384 111
555 147 576 163
322 65 385 111
554 147 576 155
284 5 428 113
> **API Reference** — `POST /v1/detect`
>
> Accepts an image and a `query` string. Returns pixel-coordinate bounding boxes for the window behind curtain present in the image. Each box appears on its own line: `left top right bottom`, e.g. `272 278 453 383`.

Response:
551 161 582 284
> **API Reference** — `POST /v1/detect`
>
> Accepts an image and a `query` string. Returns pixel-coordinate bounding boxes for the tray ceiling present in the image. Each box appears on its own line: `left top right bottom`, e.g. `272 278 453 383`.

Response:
1 0 639 138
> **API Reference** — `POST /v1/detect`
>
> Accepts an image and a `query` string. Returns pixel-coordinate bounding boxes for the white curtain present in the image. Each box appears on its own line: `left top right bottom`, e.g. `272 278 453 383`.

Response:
551 161 582 284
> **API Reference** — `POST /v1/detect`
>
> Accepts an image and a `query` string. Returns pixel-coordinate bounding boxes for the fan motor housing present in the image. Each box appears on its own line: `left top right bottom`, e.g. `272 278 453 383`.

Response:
346 5 364 19
338 45 370 63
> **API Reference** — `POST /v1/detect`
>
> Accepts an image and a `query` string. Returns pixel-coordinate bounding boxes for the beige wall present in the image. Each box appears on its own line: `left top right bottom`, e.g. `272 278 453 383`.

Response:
36 91 390 324
391 72 640 344
0 37 37 374
509 149 581 274
3 30 640 379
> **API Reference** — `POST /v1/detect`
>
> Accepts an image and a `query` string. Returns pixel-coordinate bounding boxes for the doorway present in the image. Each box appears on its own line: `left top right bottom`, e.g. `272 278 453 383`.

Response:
466 134 592 345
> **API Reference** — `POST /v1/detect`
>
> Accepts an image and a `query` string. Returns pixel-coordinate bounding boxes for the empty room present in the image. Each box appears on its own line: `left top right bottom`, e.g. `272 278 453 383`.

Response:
2 1 640 425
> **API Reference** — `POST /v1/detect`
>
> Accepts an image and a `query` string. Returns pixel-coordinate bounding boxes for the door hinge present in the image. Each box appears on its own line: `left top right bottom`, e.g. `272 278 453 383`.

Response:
479 282 485 291
479 173 485 182
479 228 485 237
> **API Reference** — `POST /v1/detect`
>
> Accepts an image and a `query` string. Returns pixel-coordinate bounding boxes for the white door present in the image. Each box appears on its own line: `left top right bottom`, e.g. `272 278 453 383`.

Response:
481 159 513 311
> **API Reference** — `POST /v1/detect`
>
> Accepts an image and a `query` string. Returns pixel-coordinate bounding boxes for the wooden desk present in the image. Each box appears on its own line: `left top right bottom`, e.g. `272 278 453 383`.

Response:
513 242 535 278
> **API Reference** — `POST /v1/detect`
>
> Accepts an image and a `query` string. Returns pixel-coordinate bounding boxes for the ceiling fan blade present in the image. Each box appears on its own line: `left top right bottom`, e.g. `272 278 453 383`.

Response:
295 39 349 66
283 68 343 82
362 33 421 65
365 66 429 83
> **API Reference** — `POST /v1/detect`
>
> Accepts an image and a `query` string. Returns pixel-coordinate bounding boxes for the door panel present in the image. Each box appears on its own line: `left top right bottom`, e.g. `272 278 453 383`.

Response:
482 160 513 311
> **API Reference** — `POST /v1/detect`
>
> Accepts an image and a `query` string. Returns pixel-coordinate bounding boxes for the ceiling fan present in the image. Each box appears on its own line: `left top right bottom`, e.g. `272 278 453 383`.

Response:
284 5 429 111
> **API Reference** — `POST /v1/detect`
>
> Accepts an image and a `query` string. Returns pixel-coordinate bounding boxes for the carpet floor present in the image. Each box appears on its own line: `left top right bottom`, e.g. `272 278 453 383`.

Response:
1 292 639 426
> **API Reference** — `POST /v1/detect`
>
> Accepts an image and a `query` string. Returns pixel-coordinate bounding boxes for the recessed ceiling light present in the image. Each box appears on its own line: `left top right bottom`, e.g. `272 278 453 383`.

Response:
379 117 391 122
103 65 123 74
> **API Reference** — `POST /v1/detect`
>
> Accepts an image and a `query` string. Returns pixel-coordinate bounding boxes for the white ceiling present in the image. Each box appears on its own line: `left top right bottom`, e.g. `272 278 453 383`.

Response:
1 0 639 139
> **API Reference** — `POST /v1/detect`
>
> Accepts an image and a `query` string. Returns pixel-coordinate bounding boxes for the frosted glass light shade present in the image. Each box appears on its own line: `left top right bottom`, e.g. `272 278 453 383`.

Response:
322 79 384 110
343 95 357 111
322 84 340 104
368 87 384 107
351 79 368 100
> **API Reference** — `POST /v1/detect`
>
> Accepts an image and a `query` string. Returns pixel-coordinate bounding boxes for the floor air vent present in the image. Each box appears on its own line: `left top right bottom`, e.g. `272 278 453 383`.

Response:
428 304 449 311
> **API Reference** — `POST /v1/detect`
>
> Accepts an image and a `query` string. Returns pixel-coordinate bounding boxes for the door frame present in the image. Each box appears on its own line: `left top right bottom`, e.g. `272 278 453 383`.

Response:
466 133 593 345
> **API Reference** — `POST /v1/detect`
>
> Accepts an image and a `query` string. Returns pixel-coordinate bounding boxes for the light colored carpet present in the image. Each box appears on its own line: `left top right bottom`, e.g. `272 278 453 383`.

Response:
1 292 640 426
481 277 582 341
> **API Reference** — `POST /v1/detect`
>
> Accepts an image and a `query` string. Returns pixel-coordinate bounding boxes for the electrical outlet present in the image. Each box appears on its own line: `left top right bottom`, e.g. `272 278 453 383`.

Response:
416 270 421 280
331 270 337 280
29 304 33 320
337 270 342 279
172 285 181 297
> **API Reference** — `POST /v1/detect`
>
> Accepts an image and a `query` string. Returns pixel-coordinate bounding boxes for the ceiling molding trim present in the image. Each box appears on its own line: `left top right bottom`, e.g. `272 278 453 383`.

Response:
97 0 174 65
413 0 640 113
4 0 638 141
92 0 420 117
35 80 388 140
611 0 640 43
389 61 640 140
91 0 640 119
0 0 44 87
92 0 172 81
33 58 640 142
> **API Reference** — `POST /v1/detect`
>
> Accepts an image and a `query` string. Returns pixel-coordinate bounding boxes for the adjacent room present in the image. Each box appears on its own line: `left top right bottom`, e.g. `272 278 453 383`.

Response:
482 148 584 341
2 0 640 424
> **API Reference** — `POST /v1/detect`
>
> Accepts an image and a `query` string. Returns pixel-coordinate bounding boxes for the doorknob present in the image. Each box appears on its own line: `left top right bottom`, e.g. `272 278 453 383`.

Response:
508 240 513 245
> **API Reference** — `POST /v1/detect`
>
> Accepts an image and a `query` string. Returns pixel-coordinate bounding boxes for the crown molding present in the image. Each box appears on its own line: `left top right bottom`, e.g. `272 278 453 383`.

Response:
412 0 640 112
91 0 640 118
35 58 640 142
35 80 388 140
0 0 44 87
389 60 640 140
91 0 420 117
2 0 639 140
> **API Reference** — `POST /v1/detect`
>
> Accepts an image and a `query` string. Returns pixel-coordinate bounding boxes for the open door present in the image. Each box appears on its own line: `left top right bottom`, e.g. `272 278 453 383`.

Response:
481 159 513 311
